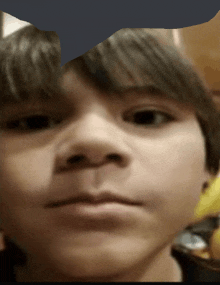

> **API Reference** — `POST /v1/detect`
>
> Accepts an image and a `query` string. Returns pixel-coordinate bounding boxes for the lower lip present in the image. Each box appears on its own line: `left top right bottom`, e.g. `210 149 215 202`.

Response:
53 202 136 221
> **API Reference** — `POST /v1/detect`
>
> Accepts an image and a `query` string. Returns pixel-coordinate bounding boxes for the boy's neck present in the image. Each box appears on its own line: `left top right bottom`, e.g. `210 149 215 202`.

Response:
15 247 183 282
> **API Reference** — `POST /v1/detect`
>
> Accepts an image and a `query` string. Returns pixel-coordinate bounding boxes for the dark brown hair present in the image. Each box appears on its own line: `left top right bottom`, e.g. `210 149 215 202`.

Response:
0 25 61 104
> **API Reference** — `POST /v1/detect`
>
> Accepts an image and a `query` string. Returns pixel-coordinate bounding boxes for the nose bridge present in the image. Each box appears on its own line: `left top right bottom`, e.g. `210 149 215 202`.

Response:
77 111 116 142
74 111 124 159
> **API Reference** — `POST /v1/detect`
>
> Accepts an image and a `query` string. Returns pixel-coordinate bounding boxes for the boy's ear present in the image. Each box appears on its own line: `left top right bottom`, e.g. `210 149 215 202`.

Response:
201 169 218 195
204 170 218 187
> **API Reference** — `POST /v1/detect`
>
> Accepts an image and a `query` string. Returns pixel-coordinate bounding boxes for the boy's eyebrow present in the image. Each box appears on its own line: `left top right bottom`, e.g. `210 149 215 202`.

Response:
0 89 66 109
113 85 190 112
0 85 166 110
112 85 166 98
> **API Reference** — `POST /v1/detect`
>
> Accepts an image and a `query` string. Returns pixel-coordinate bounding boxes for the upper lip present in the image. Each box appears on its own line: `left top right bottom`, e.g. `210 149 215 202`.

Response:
46 191 140 208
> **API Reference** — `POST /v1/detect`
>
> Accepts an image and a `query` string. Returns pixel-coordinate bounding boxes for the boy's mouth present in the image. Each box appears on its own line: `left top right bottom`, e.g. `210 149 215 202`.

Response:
45 191 143 224
46 191 141 208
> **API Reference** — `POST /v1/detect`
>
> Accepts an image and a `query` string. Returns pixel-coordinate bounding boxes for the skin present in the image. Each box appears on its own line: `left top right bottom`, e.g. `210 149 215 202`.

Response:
0 61 212 282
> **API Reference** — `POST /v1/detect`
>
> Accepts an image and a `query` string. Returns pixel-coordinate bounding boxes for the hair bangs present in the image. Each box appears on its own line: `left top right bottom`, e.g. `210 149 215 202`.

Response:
0 25 61 105
84 29 212 110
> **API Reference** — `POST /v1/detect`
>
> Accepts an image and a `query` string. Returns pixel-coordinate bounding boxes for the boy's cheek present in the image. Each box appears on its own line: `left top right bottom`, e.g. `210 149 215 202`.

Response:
0 149 54 205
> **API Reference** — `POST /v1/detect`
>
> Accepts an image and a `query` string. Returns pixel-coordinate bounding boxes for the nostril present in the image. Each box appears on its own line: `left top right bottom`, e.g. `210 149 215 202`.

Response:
107 154 122 162
67 155 85 164
66 154 122 166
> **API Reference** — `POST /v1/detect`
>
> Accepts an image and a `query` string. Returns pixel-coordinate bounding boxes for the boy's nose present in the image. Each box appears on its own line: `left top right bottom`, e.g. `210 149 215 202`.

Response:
55 114 132 170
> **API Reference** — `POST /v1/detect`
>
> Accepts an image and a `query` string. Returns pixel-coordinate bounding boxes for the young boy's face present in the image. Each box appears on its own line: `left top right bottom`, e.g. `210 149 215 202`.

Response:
0 60 211 281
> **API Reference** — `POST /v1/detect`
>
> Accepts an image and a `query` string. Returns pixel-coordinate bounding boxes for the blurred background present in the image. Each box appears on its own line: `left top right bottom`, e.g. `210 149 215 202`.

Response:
0 9 220 259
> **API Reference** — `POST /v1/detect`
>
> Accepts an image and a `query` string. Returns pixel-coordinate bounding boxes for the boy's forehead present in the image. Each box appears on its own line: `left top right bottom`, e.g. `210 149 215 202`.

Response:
61 68 169 99
61 59 179 103
61 63 162 98
59 69 195 116
0 58 194 114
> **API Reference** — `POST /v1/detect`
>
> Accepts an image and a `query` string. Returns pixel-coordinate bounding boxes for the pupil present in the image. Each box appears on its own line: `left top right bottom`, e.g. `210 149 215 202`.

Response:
27 116 49 129
134 111 154 124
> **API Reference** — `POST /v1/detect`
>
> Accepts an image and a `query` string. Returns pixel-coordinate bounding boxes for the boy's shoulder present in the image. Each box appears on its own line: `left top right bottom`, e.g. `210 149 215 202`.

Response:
172 247 220 282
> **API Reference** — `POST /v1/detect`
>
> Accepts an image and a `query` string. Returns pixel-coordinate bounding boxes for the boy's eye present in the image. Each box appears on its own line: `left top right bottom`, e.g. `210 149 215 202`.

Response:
123 109 174 127
5 115 62 132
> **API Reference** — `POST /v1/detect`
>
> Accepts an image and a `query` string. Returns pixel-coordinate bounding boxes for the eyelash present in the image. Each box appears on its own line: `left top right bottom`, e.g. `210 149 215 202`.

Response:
123 109 174 128
4 115 63 132
3 109 174 133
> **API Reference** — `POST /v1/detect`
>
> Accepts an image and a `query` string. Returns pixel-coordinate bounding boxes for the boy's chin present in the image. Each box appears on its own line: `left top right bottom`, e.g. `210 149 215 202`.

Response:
45 251 130 281
46 238 166 282
45 240 144 281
